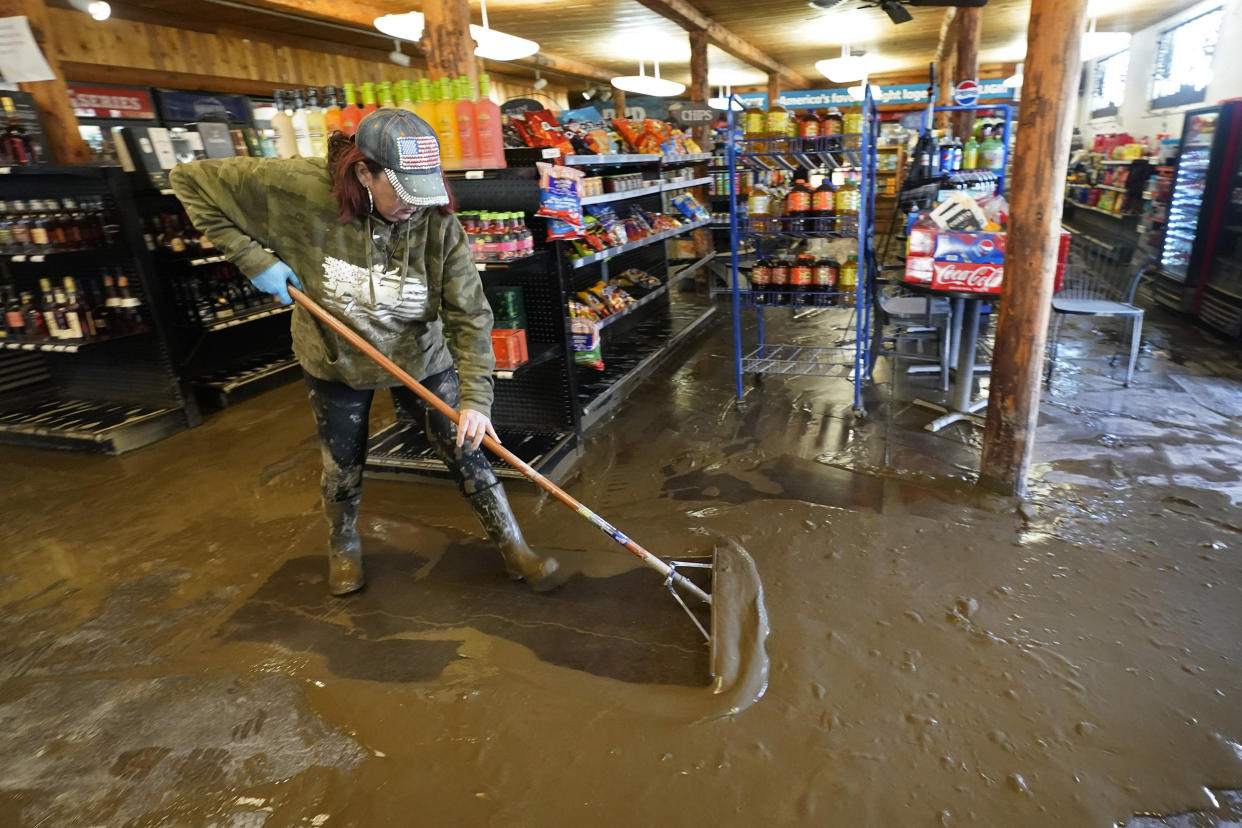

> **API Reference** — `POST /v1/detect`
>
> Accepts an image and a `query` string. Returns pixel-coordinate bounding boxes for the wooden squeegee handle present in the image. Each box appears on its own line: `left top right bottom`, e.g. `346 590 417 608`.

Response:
289 287 707 601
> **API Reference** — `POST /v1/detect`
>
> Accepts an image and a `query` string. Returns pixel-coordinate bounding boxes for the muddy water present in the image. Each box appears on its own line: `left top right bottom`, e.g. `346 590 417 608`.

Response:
2 314 1242 826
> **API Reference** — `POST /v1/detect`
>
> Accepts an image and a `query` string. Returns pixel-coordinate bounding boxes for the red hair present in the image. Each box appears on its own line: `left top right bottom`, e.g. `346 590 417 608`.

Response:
327 131 456 223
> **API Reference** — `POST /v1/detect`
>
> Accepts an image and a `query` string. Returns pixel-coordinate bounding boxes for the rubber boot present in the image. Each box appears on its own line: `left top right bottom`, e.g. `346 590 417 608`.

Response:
468 484 560 590
325 497 364 596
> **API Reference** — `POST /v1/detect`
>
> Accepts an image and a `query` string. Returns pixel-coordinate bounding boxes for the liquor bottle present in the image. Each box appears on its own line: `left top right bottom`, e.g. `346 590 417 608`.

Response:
160 214 188 254
39 278 64 338
359 83 379 119
20 291 47 338
455 76 481 169
60 199 84 249
188 280 215 324
516 213 533 257
115 274 148 333
270 90 298 159
0 202 14 253
102 272 121 332
3 285 24 336
48 200 70 250
322 86 342 136
9 201 33 251
396 80 416 112
179 213 202 255
338 84 361 136
473 74 507 169
210 273 235 320
304 87 328 157
433 77 463 170
66 277 97 338
290 90 313 157
29 200 52 251
52 284 83 339
1 96 33 165
84 277 110 337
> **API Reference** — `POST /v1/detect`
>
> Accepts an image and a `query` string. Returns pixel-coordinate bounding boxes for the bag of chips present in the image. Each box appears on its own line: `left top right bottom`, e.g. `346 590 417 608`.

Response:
571 317 604 370
536 161 585 233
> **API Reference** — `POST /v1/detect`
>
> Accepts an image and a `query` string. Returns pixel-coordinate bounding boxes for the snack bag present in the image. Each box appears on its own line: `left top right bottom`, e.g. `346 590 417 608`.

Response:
523 110 574 155
576 287 610 317
601 283 636 311
586 128 616 155
546 217 583 242
571 317 604 370
611 118 646 152
568 300 601 322
670 193 709 222
536 161 585 230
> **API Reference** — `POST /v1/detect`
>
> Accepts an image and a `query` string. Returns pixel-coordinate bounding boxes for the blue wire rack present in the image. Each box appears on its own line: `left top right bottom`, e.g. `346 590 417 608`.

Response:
726 91 878 416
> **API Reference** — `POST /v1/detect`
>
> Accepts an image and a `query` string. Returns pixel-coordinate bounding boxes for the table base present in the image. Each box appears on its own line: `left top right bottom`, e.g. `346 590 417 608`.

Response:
913 397 988 432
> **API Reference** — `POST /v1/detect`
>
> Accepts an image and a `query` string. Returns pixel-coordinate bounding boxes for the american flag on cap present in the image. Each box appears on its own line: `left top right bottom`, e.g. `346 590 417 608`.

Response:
396 136 441 171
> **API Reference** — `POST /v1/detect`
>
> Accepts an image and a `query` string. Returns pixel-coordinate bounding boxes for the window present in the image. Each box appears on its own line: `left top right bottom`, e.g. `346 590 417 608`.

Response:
1150 7 1223 110
1090 50 1128 119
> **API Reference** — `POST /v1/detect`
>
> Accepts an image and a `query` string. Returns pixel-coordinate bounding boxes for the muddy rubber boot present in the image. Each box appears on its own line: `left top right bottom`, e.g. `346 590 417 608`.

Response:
468 484 561 590
325 497 364 596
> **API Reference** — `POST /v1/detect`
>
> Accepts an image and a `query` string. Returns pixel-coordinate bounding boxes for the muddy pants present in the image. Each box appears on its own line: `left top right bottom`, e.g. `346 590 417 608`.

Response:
304 369 498 504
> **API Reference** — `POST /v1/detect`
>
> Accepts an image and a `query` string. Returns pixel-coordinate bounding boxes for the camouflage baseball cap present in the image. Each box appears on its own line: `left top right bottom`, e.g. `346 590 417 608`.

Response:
355 108 450 207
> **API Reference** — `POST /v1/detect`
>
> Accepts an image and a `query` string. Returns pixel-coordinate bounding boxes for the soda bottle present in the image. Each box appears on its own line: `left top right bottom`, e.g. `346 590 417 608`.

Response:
823 107 844 137
962 134 980 170
938 137 955 174
812 177 836 228
785 179 812 233
338 84 362 137
951 138 963 172
770 256 790 306
750 257 771 305
840 255 858 306
791 254 814 305
981 128 1005 172
812 256 839 307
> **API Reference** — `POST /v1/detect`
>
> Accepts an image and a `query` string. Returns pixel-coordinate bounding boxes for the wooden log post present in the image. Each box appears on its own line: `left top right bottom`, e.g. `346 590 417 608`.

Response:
979 0 1089 497
420 0 478 90
766 73 781 111
611 86 627 120
935 9 958 132
952 6 980 140
0 0 90 164
688 28 712 258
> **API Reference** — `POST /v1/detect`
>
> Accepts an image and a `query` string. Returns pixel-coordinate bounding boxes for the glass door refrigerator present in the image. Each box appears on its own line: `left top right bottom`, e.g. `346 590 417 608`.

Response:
1151 101 1242 327
1196 100 1242 337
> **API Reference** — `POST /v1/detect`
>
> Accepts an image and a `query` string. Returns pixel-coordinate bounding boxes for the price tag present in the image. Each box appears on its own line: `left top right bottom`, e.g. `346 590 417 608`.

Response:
476 263 487 271
0 167 11 174
11 254 26 262
541 148 561 159
30 254 44 262
464 170 485 179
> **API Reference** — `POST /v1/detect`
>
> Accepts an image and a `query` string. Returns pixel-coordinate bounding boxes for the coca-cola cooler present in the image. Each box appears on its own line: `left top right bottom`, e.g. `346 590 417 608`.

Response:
905 227 1068 294
1150 100 1242 336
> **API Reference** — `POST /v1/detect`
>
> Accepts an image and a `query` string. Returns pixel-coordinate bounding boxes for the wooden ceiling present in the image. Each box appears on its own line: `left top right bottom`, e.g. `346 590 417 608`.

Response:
82 0 1204 88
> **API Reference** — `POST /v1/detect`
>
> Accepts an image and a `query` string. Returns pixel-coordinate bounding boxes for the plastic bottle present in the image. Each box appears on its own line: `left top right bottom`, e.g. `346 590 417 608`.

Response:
304 87 327 157
813 256 839 307
770 256 791 306
749 257 771 305
980 127 1005 172
338 84 362 136
322 86 342 137
765 100 790 150
742 100 766 140
414 78 438 130
823 107 844 137
289 90 313 157
377 82 396 109
791 254 815 305
433 77 463 169
455 76 481 170
269 90 298 158
746 184 773 233
474 74 507 168
812 177 836 222
786 179 813 232
840 255 858 306
962 134 980 170
837 179 860 216
359 83 379 119
396 80 416 112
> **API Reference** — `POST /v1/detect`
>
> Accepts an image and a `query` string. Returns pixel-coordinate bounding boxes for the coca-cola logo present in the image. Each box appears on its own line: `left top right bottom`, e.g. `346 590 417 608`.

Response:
934 263 1003 290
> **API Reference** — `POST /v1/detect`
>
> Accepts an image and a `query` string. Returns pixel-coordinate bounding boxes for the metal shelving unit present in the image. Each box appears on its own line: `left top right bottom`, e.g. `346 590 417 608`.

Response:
725 92 877 416
0 166 198 454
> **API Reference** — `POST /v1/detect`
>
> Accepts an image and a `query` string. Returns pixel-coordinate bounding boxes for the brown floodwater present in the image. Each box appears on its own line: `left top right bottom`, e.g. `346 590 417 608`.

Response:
1 310 1241 827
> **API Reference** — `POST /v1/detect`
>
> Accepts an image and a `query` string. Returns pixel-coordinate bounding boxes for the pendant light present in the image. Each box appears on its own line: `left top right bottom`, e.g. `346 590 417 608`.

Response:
1081 18 1130 61
708 86 743 111
68 0 110 20
816 44 872 84
374 0 539 62
1004 62 1025 88
611 60 686 98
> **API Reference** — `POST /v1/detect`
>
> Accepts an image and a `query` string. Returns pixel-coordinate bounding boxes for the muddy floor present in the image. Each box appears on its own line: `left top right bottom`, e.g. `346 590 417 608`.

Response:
2 297 1241 827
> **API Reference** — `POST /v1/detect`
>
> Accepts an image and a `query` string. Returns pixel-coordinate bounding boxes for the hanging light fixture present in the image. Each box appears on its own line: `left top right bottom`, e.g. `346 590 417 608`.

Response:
816 44 872 83
847 79 880 102
374 0 539 62
611 60 686 97
708 86 743 111
1004 62 1025 88
68 0 111 20
1081 18 1130 61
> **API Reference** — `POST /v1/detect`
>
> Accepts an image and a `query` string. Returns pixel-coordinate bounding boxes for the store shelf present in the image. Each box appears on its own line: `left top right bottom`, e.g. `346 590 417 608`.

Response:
1095 185 1127 192
0 330 148 353
741 343 858 377
567 218 711 268
662 176 713 193
192 353 300 411
737 290 860 308
662 153 713 165
735 216 858 237
580 183 663 206
365 423 579 484
577 302 715 429
0 398 184 454
197 304 290 332
493 342 561 380
2 247 128 266
475 252 540 271
1100 158 1155 165
1068 202 1138 219
564 154 661 166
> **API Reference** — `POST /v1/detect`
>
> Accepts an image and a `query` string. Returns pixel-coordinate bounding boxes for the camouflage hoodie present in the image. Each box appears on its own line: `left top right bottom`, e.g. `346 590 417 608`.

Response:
169 156 495 417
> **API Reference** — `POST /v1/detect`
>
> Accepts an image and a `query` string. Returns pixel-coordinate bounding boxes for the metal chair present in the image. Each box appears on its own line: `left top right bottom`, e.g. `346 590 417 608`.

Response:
1046 232 1153 387
876 287 954 390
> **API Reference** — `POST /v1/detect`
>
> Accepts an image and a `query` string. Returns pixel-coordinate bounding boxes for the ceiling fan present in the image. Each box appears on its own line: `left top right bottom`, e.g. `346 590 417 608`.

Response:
808 0 987 25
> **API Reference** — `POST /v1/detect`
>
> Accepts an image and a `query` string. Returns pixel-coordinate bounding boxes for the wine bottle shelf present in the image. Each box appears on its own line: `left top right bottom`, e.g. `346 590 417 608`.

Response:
193 304 290 332
0 330 148 353
0 397 184 454
493 342 561 380
365 423 579 484
2 248 126 265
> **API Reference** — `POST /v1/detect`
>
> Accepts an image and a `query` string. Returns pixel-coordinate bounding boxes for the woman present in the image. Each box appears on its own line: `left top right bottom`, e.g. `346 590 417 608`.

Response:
170 108 558 595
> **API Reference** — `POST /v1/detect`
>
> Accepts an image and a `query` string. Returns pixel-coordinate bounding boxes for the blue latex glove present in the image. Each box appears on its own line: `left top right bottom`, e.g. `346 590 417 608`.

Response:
252 261 302 305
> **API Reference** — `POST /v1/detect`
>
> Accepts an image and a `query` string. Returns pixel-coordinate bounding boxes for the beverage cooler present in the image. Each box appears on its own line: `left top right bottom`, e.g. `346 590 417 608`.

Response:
1151 100 1242 337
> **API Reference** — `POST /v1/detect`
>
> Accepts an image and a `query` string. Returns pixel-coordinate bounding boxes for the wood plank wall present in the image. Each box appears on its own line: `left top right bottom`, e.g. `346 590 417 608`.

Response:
48 8 570 109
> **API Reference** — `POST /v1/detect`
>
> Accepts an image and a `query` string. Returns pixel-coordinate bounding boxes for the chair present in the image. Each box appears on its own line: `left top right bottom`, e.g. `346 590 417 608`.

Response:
1046 232 1153 387
876 288 953 390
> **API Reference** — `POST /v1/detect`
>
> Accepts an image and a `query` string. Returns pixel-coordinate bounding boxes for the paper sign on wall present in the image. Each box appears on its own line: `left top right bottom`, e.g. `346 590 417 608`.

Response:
0 16 55 83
